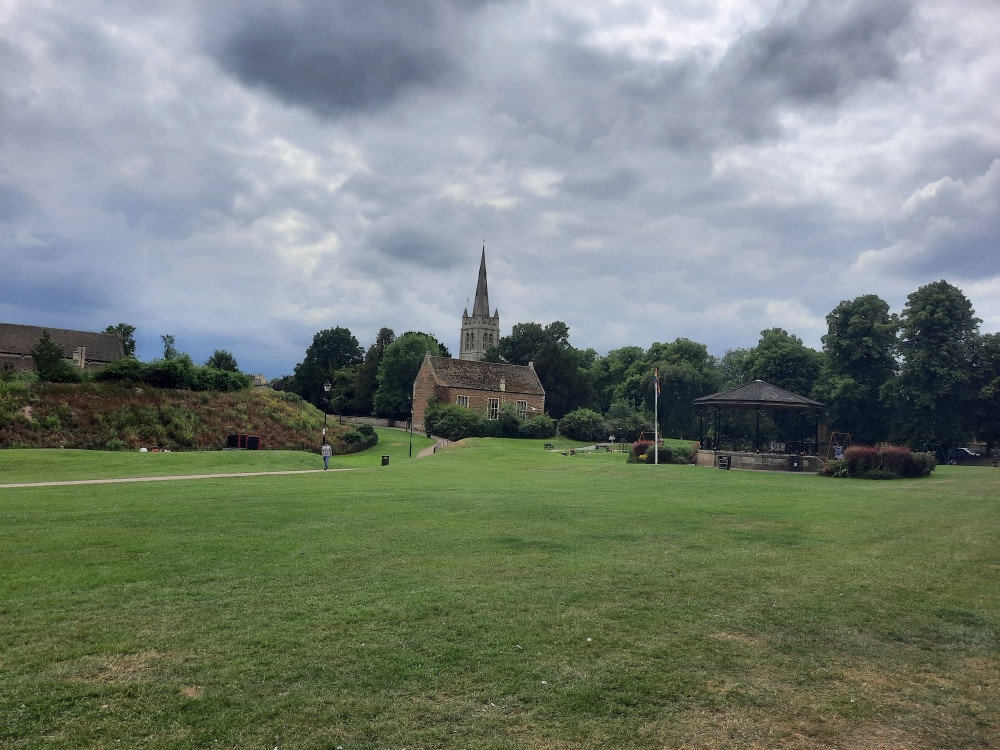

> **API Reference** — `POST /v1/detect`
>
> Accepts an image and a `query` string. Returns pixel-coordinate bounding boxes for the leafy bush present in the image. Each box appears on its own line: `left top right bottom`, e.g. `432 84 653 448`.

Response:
424 401 556 441
95 357 147 383
824 445 935 479
558 408 606 442
96 356 251 392
143 357 194 389
844 446 880 475
105 438 127 451
425 402 485 442
522 414 557 439
628 440 695 465
632 440 652 458
341 425 378 453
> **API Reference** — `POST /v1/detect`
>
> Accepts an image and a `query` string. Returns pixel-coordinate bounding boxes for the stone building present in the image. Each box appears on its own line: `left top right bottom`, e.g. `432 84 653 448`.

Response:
459 248 500 361
0 323 124 373
411 354 545 428
411 249 546 429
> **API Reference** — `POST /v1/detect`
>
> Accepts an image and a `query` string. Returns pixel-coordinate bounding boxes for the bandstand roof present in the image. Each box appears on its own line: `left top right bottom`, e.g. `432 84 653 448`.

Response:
693 380 824 410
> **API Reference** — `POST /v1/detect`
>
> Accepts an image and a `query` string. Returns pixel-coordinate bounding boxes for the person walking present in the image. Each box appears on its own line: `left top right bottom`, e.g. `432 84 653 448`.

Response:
321 441 332 470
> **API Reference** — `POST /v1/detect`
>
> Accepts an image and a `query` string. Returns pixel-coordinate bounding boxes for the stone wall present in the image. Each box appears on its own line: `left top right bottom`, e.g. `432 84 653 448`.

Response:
696 449 823 473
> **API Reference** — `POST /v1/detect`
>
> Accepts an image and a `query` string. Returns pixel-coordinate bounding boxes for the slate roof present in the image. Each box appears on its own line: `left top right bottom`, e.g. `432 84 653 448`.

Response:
693 380 824 409
427 356 545 395
0 323 124 362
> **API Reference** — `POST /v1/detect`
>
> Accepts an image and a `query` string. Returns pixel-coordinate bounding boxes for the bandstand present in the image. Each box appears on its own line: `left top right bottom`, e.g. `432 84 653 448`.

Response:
693 380 825 472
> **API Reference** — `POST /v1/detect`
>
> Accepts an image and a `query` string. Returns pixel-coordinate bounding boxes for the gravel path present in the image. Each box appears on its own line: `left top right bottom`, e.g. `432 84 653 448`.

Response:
0 468 356 489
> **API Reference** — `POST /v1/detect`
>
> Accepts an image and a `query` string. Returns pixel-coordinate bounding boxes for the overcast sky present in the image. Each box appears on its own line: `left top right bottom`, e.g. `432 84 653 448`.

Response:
2 0 998 377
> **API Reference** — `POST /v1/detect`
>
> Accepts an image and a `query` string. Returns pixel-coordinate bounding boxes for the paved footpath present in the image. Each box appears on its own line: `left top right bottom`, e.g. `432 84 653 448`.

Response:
0 468 356 489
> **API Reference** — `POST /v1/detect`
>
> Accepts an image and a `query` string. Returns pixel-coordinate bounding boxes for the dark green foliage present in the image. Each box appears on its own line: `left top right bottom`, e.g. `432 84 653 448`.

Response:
883 281 981 448
603 400 653 442
558 408 606 442
350 327 394 415
104 323 136 357
745 328 822 397
813 295 898 443
95 356 251 392
493 321 591 418
374 333 441 418
29 331 81 383
292 327 364 407
971 333 1000 454
160 334 178 360
717 348 751 391
205 349 239 371
521 413 557 439
423 401 556 441
425 402 487 441
341 424 378 453
95 357 146 383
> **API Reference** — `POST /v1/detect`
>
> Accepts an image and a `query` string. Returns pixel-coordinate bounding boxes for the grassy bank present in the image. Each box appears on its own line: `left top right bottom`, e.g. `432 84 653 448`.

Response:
1 439 997 748
0 381 357 452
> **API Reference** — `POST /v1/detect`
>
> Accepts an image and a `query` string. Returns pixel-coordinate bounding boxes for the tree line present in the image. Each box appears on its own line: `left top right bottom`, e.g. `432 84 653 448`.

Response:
279 279 999 453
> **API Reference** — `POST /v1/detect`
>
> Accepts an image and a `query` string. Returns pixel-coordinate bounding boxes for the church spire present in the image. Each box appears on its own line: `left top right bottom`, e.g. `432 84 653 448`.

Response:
472 245 490 318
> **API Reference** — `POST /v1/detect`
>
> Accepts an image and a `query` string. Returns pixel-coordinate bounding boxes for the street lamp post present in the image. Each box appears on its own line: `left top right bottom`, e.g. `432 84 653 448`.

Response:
408 412 413 458
322 380 331 446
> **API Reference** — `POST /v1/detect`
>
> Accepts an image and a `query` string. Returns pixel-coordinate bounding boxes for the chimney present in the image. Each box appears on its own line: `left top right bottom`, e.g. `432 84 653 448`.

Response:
528 361 534 370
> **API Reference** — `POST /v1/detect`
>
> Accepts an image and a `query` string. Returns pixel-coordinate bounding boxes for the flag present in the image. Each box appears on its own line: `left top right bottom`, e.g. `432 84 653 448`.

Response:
653 367 660 394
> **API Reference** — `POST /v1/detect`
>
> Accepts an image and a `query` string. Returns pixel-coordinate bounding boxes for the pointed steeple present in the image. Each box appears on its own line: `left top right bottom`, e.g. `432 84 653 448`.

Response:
472 246 490 318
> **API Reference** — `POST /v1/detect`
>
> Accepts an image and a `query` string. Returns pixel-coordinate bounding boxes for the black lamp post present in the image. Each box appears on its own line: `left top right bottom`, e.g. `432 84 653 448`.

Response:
322 380 331 445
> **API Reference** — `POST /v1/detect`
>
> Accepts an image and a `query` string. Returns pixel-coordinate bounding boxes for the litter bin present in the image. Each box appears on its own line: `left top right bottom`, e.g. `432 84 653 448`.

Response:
788 455 802 472
381 455 390 466
718 455 731 470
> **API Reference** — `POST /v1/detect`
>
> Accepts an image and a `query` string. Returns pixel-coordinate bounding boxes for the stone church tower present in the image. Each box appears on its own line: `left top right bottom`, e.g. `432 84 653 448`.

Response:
459 248 500 361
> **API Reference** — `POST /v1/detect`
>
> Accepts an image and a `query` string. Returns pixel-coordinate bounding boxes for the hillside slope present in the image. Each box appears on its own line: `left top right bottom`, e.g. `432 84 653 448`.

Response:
0 382 350 452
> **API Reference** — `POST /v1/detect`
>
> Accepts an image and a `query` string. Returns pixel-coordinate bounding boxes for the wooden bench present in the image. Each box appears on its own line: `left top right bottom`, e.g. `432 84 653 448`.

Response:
544 443 554 450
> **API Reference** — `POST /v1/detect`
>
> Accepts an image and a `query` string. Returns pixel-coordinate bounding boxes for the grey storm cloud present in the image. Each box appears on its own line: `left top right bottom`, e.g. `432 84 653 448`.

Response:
207 1 482 118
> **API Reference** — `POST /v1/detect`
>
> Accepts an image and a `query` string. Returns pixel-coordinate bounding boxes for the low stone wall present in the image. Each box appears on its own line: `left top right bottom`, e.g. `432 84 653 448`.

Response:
333 415 425 432
696 450 823 473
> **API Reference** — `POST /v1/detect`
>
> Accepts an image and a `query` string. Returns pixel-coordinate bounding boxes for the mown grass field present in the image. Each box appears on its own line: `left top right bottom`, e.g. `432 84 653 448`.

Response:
1 438 998 748
0 428 436 484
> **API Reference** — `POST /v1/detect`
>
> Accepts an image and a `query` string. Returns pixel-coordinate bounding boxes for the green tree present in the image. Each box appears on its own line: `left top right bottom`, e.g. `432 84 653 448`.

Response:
205 349 239 371
104 323 136 357
812 295 899 443
293 327 364 407
745 328 822 396
717 348 752 391
350 327 395 415
972 333 1000 455
884 280 981 448
29 331 79 382
161 334 178 360
498 322 551 365
373 333 441 418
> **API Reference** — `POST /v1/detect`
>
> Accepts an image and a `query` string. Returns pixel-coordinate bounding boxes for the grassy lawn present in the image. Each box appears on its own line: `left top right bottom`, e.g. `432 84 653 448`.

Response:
1 439 998 748
0 428 436 483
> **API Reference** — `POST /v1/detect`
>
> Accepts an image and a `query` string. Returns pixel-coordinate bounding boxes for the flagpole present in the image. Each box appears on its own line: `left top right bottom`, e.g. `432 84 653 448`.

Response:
654 372 659 465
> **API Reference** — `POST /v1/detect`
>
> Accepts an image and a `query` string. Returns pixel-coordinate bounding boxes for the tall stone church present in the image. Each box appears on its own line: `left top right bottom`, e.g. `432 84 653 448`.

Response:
410 248 545 429
459 248 500 361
